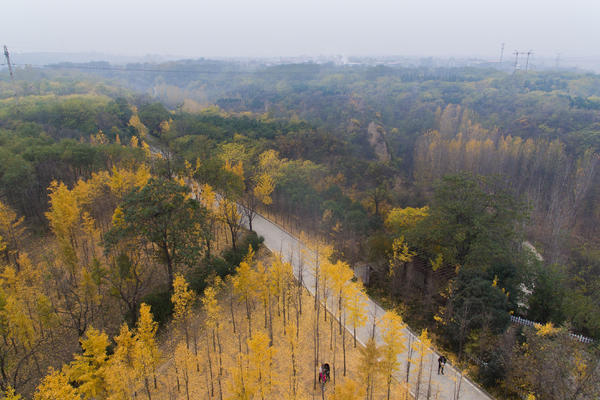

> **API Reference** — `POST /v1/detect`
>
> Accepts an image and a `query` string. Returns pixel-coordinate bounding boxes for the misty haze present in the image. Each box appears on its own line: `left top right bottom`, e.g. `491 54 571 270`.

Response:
1 1 599 400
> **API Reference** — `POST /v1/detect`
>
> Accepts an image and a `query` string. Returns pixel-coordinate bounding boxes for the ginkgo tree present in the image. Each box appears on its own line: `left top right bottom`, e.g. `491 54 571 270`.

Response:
379 311 407 400
34 303 161 400
0 200 25 265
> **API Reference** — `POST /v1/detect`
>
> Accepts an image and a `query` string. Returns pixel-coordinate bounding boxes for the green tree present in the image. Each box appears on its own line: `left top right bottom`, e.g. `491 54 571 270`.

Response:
104 177 208 289
138 103 170 135
406 173 526 272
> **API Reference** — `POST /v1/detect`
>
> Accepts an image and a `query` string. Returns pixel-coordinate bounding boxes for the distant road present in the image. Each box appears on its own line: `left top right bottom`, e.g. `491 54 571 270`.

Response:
247 211 495 400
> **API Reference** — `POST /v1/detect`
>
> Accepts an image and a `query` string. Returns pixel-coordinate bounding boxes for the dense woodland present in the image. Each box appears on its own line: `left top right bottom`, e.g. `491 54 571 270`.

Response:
0 61 599 399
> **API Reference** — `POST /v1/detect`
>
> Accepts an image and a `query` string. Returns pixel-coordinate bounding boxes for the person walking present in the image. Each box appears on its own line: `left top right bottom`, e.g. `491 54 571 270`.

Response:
318 363 330 399
438 355 447 375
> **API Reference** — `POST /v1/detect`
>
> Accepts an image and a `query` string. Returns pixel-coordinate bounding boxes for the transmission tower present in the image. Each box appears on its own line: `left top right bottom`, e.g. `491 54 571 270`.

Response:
3 45 14 80
499 43 505 63
525 50 533 72
513 51 520 72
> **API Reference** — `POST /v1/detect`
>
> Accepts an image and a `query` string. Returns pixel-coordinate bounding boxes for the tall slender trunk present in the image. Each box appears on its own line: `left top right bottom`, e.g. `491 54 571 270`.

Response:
230 290 237 334
342 311 347 376
246 296 252 337
216 324 224 400
205 333 214 397
406 335 413 384
144 377 152 400
426 353 434 400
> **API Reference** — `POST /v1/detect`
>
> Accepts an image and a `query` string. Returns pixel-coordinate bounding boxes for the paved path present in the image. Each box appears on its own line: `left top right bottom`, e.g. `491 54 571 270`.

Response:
247 212 494 400
154 139 493 399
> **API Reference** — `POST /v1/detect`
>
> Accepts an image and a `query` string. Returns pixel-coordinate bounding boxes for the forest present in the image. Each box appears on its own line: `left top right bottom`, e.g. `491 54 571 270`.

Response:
0 61 599 399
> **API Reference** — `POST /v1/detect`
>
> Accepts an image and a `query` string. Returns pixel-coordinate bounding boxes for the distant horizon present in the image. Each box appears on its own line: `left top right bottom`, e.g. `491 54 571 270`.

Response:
4 49 600 74
3 0 599 63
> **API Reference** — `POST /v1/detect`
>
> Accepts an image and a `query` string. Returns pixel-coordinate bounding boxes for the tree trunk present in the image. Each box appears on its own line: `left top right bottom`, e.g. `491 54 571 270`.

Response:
205 333 214 397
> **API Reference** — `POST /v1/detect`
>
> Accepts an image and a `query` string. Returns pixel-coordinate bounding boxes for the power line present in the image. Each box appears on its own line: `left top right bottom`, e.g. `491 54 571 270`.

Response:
2 62 244 75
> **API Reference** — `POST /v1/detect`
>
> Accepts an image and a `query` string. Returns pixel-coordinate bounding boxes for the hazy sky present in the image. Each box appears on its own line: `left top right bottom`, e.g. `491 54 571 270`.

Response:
3 0 599 59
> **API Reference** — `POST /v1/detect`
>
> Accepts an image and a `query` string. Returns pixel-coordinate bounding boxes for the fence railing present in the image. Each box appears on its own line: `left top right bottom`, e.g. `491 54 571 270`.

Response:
510 315 594 344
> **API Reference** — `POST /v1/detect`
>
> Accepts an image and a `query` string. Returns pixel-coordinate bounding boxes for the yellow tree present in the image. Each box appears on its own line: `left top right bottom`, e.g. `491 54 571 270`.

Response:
385 206 429 234
199 183 218 257
247 330 276 400
285 319 299 399
0 257 55 393
379 311 407 400
326 260 354 382
46 181 81 267
46 180 103 337
255 260 276 344
171 273 196 349
3 387 21 400
359 338 380 400
33 368 79 400
270 255 293 333
0 200 25 265
134 303 161 400
232 258 256 337
346 281 368 348
203 284 224 400
67 327 110 400
411 329 433 400
226 354 255 400
330 260 353 335
219 198 242 251
242 172 275 232
105 324 137 400
174 342 196 400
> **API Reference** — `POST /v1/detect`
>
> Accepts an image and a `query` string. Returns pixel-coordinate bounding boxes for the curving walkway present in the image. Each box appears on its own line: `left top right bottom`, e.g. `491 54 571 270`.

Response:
247 212 494 400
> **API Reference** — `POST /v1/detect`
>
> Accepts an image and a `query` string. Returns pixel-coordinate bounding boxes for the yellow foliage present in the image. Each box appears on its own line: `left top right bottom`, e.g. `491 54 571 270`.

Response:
3 387 21 400
247 330 276 399
128 114 148 138
111 207 125 228
253 173 275 205
46 180 80 248
385 206 429 232
108 165 150 199
134 304 161 393
224 160 245 180
34 368 79 400
0 200 25 257
159 119 171 134
105 324 136 400
380 311 406 379
389 236 416 275
258 149 285 178
429 253 443 271
68 327 109 399
202 285 222 330
220 142 248 166
141 140 152 157
534 322 560 336
411 329 433 363
171 274 196 325
330 378 366 400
